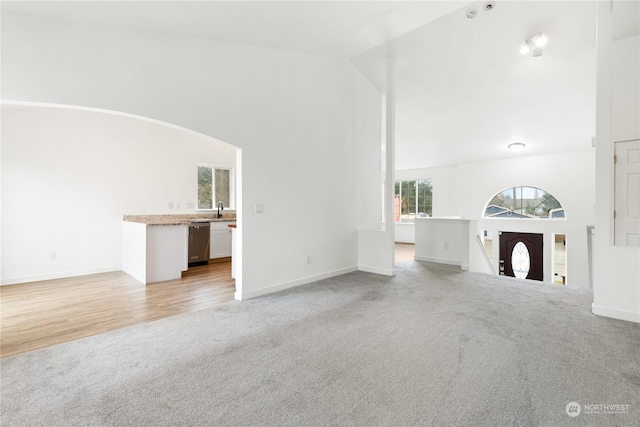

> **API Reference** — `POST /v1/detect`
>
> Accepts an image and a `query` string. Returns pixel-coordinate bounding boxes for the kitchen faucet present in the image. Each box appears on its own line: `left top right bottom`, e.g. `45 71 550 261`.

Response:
217 202 224 218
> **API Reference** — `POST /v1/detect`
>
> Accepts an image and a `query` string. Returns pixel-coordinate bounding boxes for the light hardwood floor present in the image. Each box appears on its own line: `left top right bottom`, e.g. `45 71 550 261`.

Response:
1 262 235 358
395 242 415 263
2 245 416 358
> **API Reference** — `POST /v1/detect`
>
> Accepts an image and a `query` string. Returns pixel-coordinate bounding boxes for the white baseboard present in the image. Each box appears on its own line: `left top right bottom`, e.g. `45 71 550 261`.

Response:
235 266 358 300
592 304 640 323
1 266 122 286
414 256 462 267
358 265 396 276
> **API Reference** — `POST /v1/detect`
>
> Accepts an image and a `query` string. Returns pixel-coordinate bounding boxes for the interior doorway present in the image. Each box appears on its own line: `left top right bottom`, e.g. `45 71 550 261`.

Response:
553 234 567 285
395 243 415 263
482 229 494 263
614 139 640 247
499 232 544 281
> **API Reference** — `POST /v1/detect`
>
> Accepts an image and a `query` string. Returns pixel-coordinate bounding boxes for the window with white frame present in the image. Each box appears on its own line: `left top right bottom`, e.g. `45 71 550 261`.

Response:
197 165 234 210
394 179 433 223
484 186 564 219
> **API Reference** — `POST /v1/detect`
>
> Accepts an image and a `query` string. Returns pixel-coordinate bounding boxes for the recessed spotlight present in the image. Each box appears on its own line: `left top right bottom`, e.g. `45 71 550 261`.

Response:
535 33 548 47
508 142 526 151
520 32 548 57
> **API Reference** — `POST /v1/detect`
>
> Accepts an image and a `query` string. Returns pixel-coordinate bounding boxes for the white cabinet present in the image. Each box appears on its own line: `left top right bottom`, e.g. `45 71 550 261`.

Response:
122 222 188 284
211 229 231 258
231 226 236 278
210 222 234 259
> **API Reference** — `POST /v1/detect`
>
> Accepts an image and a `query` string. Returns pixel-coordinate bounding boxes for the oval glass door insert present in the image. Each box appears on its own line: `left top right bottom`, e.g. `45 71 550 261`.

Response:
511 241 530 279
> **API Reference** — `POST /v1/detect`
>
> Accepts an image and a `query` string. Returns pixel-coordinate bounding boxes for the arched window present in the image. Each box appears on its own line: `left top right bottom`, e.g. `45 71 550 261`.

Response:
484 186 565 219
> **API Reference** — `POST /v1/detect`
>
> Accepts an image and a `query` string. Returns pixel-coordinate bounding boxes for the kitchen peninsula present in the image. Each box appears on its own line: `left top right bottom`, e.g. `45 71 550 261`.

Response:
122 214 236 284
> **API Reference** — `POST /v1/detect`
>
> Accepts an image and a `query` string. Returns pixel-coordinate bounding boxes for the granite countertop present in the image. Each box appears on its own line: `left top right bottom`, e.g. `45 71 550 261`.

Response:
123 214 237 226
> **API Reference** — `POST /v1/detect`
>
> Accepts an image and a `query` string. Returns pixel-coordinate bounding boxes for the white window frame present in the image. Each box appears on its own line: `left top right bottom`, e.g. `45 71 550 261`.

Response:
197 164 235 211
395 178 433 223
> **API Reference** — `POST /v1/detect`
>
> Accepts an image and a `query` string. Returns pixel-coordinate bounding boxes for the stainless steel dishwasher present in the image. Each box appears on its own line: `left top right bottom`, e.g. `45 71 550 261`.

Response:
188 222 210 266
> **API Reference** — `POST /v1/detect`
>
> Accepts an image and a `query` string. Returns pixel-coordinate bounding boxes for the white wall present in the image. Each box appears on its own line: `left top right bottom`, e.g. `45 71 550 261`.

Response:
612 35 640 137
415 218 470 269
394 149 595 288
1 106 236 284
593 0 640 323
353 71 383 231
396 165 459 217
460 150 595 289
1 12 382 296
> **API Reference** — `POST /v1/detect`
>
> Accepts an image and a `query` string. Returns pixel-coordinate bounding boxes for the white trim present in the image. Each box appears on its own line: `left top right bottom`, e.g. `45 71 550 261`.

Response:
234 266 358 301
414 255 462 267
592 304 640 324
1 266 122 286
0 100 236 148
613 132 640 143
358 265 396 276
415 217 464 222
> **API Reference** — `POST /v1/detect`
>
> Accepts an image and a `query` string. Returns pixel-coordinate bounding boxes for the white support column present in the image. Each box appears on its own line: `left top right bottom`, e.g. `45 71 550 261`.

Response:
357 56 397 276
234 148 243 300
385 56 396 265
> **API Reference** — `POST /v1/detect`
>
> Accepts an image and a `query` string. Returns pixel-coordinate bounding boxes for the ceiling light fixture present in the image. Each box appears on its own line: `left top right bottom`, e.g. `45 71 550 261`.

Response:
508 142 526 151
467 2 495 19
520 32 548 57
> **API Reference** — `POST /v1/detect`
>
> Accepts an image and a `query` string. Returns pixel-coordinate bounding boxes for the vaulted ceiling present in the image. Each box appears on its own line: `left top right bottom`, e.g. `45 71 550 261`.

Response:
352 1 600 169
1 1 470 57
3 1 638 170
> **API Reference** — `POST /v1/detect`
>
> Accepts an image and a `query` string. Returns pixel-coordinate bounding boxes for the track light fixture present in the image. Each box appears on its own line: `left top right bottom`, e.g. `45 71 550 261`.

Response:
520 32 548 57
466 2 495 19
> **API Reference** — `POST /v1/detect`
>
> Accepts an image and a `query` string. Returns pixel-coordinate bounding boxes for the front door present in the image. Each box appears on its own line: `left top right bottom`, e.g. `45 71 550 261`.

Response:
499 232 543 281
